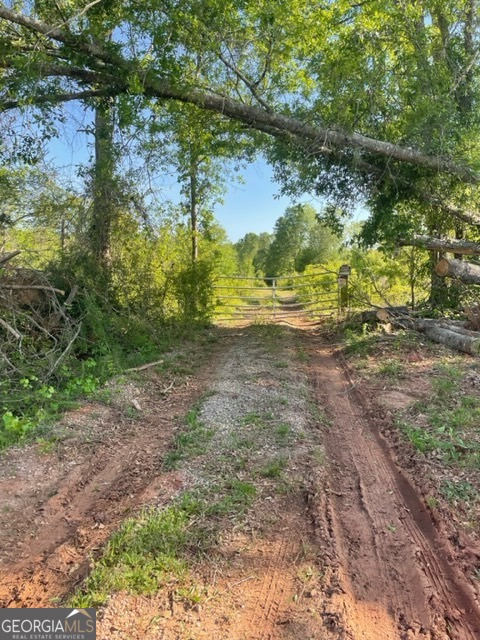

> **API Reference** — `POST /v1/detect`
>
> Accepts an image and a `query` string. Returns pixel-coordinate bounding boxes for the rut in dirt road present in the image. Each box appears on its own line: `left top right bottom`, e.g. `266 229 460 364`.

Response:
2 324 480 640
0 336 226 608
304 333 480 640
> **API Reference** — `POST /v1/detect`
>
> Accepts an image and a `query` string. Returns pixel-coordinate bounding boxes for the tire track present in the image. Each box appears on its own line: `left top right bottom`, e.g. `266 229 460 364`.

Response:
0 341 228 608
248 537 297 639
304 339 480 639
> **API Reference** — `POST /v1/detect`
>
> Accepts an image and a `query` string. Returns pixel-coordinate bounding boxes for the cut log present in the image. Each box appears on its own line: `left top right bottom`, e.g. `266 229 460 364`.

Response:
464 306 480 331
400 235 480 256
420 319 480 338
418 323 480 355
376 306 410 322
435 258 480 284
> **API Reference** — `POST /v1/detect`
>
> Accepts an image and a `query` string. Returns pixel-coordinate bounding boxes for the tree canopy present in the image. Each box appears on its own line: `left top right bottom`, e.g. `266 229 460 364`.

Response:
1 0 479 236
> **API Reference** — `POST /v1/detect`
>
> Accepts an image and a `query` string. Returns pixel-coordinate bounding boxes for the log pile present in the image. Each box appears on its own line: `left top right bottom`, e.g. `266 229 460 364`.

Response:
0 252 81 380
400 234 480 285
361 306 480 356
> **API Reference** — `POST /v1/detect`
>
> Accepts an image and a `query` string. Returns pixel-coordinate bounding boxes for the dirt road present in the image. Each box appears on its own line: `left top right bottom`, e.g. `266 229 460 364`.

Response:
1 325 480 639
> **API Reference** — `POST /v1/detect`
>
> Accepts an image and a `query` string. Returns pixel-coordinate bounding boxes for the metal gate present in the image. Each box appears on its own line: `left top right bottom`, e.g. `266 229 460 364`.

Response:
212 267 349 324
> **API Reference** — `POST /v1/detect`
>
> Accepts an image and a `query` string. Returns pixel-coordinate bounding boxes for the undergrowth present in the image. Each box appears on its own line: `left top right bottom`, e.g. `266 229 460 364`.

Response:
397 362 480 468
0 313 213 450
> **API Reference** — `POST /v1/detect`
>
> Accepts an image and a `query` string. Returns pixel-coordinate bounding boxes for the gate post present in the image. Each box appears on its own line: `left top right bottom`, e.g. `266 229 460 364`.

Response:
338 265 351 312
272 278 276 319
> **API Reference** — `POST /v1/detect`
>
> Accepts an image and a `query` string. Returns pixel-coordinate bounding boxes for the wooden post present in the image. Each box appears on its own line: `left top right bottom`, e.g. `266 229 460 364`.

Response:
272 278 276 319
338 265 351 312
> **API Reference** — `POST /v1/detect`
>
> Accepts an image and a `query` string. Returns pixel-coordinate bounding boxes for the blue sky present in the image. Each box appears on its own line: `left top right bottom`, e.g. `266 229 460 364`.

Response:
211 161 311 242
46 107 366 243
48 129 309 243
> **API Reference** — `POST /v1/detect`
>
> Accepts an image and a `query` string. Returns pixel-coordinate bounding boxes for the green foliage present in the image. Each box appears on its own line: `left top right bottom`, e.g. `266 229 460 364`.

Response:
264 204 341 277
235 232 273 277
348 247 430 309
400 367 480 467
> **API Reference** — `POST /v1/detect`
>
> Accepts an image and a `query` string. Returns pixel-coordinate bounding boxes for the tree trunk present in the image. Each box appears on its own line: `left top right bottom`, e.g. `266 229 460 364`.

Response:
399 234 480 256
89 97 116 269
435 257 480 284
418 322 480 355
429 249 449 307
189 164 198 264
420 319 480 338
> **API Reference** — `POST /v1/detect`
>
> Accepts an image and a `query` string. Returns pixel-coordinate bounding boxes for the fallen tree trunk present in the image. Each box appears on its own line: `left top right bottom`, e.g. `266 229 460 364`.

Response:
376 306 410 322
400 235 480 256
417 322 480 355
1 6 480 184
370 310 480 355
420 319 480 338
435 258 480 284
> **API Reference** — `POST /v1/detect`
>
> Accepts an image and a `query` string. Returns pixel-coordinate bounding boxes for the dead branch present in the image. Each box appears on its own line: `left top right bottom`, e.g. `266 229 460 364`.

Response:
46 322 82 377
0 251 21 265
126 359 165 373
0 284 65 294
0 318 22 340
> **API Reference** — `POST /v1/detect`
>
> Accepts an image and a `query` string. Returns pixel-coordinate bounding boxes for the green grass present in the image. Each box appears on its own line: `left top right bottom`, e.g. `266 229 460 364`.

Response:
71 480 258 609
71 497 199 608
376 358 404 379
400 365 480 467
258 456 288 479
163 408 214 470
440 480 478 504
275 423 292 444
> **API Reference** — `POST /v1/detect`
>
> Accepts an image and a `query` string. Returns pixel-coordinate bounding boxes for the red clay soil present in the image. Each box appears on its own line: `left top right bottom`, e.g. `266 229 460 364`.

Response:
303 331 480 639
0 338 228 609
2 325 480 640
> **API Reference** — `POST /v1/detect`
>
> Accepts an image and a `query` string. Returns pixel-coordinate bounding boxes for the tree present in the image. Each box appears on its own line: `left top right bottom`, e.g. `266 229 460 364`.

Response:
264 204 341 277
235 232 272 276
0 1 478 194
1 0 480 312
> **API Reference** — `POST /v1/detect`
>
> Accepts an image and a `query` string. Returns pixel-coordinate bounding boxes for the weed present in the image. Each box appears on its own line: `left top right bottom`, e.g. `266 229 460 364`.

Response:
207 481 257 517
258 456 288 479
72 480 259 608
309 402 331 428
275 423 292 444
297 565 318 583
377 359 404 379
71 498 200 607
241 412 265 426
402 424 442 454
163 408 214 470
36 437 58 454
425 496 438 509
440 480 478 504
125 406 140 420
311 447 326 466
343 326 378 358
175 584 207 606
296 349 309 363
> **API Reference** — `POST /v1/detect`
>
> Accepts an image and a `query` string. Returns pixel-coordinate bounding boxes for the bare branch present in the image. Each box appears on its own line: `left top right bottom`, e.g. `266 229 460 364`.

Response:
0 284 65 294
0 318 22 340
217 49 273 112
